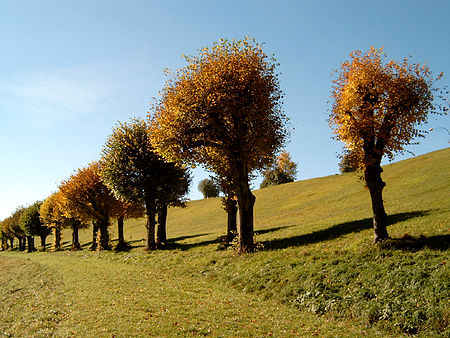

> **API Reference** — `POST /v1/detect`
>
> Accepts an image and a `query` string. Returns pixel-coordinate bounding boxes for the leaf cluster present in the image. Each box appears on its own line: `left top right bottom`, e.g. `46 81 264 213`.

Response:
329 47 440 170
260 150 297 188
150 37 288 179
198 178 220 199
101 118 191 209
59 162 122 223
40 191 88 231
19 201 51 237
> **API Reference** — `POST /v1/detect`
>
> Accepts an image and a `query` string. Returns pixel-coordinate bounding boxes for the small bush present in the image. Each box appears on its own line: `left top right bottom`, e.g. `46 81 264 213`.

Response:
198 178 220 199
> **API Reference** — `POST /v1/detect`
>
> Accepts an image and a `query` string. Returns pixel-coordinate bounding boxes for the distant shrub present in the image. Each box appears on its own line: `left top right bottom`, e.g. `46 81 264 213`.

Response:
198 178 220 199
338 154 356 173
260 151 297 188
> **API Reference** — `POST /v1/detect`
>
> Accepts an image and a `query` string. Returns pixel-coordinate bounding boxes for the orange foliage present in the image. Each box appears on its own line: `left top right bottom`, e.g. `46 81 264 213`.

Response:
329 47 440 170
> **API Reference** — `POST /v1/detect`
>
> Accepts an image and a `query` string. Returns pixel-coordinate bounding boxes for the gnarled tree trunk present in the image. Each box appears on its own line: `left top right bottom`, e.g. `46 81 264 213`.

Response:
96 217 110 251
225 193 238 244
90 221 98 250
53 227 62 251
156 204 168 247
40 235 47 251
145 206 157 251
116 216 126 250
19 236 26 251
1 235 7 250
233 165 256 253
27 236 36 253
71 227 81 251
9 238 14 250
364 164 389 242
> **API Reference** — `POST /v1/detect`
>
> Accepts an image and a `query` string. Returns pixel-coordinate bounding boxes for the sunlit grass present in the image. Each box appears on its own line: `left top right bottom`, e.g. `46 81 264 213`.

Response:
1 148 449 336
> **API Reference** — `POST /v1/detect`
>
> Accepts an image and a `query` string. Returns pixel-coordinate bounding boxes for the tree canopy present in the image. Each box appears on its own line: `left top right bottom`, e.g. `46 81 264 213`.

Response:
150 37 287 253
329 47 442 242
260 150 297 188
198 178 220 199
329 47 439 171
101 118 190 250
59 162 121 250
19 201 51 252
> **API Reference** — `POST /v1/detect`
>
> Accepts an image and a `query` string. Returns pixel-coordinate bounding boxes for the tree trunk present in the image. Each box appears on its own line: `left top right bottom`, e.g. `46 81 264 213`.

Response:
53 227 62 251
27 236 36 253
226 194 238 244
1 235 7 250
156 204 168 247
116 216 126 250
90 221 98 250
19 237 26 251
71 227 81 251
145 208 156 251
233 166 256 253
96 217 110 251
364 164 389 242
9 238 14 249
40 235 47 251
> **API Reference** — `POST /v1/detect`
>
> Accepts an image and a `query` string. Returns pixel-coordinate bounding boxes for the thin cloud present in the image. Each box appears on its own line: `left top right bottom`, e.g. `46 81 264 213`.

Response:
0 66 116 128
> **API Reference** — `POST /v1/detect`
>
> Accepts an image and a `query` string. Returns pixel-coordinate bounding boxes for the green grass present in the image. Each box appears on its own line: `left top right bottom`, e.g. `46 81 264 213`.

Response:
1 148 449 337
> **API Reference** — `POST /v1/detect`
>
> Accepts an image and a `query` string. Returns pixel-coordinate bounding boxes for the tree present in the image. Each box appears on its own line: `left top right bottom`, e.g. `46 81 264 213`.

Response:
260 150 297 188
112 201 145 250
329 47 442 242
338 152 356 173
41 191 90 251
150 38 287 253
198 178 220 199
19 201 51 252
100 118 190 251
0 218 13 250
9 207 26 250
40 192 64 250
59 162 121 250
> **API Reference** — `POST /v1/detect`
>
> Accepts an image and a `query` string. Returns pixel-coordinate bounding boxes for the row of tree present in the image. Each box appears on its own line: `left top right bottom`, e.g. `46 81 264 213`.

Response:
1 39 445 253
1 120 191 252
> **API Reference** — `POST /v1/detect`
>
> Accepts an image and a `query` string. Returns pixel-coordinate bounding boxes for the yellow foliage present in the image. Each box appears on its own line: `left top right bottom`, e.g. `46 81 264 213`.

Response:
329 47 440 171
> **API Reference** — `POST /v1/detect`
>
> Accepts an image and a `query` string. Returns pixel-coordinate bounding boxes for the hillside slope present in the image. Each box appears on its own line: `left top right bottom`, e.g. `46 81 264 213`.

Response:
105 147 450 248
1 148 449 336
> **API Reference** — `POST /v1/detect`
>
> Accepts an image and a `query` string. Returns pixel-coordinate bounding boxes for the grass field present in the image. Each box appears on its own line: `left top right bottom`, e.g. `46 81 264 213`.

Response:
1 148 449 337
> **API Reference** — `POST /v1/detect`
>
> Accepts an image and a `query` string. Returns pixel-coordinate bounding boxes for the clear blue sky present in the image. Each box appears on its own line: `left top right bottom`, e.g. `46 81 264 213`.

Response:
1 0 449 220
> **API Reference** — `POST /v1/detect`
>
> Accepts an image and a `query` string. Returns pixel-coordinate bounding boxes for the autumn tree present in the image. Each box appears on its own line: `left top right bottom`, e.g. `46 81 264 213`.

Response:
338 152 356 173
198 178 220 199
19 201 52 252
0 218 13 250
41 191 90 251
100 118 190 250
40 192 64 250
1 217 15 249
150 38 287 253
60 162 121 250
329 47 443 242
260 150 297 188
9 207 26 250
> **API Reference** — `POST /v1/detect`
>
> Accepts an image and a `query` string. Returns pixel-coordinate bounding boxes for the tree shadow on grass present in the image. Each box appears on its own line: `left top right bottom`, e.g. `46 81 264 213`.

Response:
379 234 449 251
166 225 296 251
254 225 294 236
167 233 209 243
264 210 430 250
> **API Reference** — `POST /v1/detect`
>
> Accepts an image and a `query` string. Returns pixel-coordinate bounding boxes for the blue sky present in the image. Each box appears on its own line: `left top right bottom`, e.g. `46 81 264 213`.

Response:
0 0 449 220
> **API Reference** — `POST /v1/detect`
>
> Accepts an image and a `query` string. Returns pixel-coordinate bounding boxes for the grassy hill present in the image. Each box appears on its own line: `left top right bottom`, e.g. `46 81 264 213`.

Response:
1 148 449 337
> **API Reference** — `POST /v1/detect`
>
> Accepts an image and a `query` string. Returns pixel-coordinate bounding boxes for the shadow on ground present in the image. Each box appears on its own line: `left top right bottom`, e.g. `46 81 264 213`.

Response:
166 225 296 251
379 234 449 251
264 210 430 250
